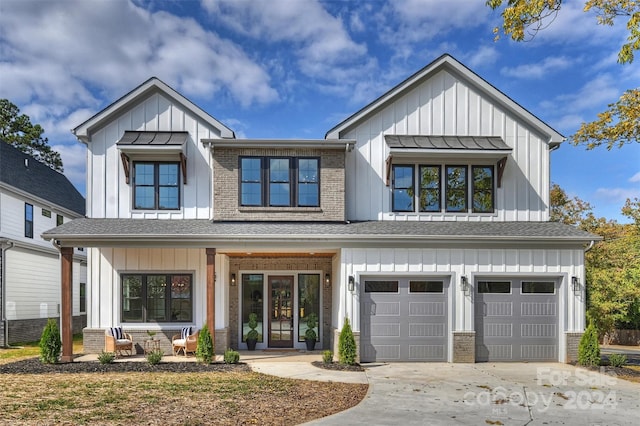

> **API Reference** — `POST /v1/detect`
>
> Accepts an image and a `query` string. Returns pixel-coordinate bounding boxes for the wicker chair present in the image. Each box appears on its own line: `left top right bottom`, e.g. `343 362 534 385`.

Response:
172 327 199 356
105 327 134 357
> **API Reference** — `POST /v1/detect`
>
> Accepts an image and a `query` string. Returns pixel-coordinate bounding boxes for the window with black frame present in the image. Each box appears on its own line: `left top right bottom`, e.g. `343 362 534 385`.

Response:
392 165 414 211
242 274 264 342
121 274 192 322
133 162 180 210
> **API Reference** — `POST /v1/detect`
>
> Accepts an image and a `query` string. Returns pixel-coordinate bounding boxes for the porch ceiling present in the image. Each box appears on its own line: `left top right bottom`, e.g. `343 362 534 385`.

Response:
41 218 600 249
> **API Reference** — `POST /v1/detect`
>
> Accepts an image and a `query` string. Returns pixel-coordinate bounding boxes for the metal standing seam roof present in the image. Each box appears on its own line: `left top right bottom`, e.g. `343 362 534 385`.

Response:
0 141 85 216
385 135 512 151
116 131 189 146
42 218 599 243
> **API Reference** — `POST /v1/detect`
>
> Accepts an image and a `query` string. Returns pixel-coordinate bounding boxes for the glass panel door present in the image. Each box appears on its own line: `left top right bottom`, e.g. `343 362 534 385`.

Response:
268 276 294 348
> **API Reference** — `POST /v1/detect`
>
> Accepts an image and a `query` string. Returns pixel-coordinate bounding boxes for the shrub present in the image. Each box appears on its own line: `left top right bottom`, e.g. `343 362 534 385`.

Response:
98 351 116 364
338 317 357 365
608 353 627 367
305 313 318 341
578 323 601 367
39 319 61 364
196 324 215 364
246 313 259 341
322 350 333 364
224 348 240 364
146 350 163 365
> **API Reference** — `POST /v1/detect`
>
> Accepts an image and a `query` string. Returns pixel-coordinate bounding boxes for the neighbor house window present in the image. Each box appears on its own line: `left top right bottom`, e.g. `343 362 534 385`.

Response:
133 162 180 210
121 273 192 323
56 214 64 226
239 157 320 207
419 166 441 212
472 166 494 213
392 165 414 212
79 282 86 313
25 203 33 238
445 165 467 212
42 208 51 218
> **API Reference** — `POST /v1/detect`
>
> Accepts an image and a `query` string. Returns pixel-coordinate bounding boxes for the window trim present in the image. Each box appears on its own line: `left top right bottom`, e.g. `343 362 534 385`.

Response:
239 156 321 208
25 203 33 238
120 273 193 323
391 164 415 212
132 161 181 211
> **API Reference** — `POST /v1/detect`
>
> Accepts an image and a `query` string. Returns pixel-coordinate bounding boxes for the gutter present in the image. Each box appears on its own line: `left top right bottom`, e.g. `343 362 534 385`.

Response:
1 239 14 348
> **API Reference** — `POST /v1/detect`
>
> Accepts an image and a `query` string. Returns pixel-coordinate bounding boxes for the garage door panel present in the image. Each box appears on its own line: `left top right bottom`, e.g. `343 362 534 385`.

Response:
361 277 448 362
475 279 558 362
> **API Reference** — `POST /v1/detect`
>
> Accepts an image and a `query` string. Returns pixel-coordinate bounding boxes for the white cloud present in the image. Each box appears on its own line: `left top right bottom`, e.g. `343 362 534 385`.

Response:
594 187 640 203
629 172 640 183
466 46 500 69
50 143 87 193
501 56 573 79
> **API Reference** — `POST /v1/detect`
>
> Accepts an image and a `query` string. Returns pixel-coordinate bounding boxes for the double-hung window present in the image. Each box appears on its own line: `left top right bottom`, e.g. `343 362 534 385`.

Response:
472 166 494 213
25 203 33 238
121 273 192 323
445 165 467 212
133 162 180 210
392 165 414 212
239 157 320 207
419 166 441 212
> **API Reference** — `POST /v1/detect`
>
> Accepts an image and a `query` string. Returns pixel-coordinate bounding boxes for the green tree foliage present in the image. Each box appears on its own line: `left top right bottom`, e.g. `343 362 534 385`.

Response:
551 185 640 333
39 319 61 364
196 324 215 364
338 317 357 365
0 99 63 172
578 323 601 367
486 1 640 150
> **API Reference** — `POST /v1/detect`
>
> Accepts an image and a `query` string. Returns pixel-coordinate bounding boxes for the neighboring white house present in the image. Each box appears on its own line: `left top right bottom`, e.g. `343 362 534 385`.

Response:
0 142 86 346
44 54 597 363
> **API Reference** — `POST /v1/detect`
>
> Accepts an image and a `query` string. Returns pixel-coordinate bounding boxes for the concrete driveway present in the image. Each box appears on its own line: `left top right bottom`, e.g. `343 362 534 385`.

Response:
307 362 639 426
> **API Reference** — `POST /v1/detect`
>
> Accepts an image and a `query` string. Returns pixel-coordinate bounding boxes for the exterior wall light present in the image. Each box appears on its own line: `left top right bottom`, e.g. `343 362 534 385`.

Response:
348 275 355 292
460 275 470 295
325 273 331 288
230 273 236 286
571 276 580 293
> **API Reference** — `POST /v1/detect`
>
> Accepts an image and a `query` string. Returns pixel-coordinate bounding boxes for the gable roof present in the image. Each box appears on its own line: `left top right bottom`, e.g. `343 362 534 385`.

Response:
325 54 564 147
73 77 235 142
0 142 85 216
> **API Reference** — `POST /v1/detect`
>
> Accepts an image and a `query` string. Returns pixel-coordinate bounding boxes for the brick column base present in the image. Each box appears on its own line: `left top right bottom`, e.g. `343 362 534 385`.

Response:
453 331 476 363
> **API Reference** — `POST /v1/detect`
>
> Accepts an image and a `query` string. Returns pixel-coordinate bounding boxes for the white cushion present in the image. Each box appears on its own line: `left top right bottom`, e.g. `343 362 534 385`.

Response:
116 339 131 345
173 338 186 346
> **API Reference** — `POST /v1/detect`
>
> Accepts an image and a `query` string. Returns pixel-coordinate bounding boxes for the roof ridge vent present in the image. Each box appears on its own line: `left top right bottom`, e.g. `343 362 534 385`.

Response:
24 158 29 168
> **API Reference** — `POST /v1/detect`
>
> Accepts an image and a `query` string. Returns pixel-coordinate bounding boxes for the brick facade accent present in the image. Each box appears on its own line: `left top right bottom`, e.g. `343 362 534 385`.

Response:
4 315 86 345
228 256 333 350
213 147 345 221
566 332 583 363
453 331 476 363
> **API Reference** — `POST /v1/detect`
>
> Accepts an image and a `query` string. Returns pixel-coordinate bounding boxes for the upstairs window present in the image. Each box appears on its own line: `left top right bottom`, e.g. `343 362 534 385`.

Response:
133 162 180 210
239 157 320 207
25 203 33 238
391 164 495 214
56 214 64 226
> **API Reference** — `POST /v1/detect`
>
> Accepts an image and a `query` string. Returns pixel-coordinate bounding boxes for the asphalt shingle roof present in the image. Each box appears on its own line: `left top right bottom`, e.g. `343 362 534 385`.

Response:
0 142 85 216
43 218 598 244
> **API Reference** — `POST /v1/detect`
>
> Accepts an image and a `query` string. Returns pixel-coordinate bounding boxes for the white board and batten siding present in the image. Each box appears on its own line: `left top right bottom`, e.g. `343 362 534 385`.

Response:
86 92 220 220
339 246 585 361
343 69 551 222
88 247 228 330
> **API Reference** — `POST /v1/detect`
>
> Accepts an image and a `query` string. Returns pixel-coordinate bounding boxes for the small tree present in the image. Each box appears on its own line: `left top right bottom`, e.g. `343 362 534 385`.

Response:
196 324 215 364
338 317 357 365
39 319 61 364
578 323 601 367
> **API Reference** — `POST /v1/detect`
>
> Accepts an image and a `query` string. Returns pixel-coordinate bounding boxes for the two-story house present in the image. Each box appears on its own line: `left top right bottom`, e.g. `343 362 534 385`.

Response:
44 54 597 363
0 142 86 346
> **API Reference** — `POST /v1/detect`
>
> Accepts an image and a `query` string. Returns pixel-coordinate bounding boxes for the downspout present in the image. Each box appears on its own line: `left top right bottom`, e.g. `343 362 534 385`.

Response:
1 240 15 348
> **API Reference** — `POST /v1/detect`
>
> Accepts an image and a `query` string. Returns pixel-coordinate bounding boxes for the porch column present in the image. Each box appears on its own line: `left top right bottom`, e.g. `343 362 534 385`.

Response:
60 247 73 362
206 248 216 345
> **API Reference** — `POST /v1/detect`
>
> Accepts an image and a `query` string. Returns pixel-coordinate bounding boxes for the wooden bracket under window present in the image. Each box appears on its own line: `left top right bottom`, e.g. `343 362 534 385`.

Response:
497 156 508 188
180 153 187 185
385 155 393 187
120 153 130 184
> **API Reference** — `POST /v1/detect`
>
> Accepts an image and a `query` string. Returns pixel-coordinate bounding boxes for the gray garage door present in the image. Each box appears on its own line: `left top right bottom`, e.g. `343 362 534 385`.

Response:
360 277 448 362
475 279 558 362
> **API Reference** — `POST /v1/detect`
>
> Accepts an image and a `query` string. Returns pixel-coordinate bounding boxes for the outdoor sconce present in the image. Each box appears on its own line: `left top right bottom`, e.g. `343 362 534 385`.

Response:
460 275 470 295
325 273 331 288
571 276 580 293
230 273 236 286
348 275 355 292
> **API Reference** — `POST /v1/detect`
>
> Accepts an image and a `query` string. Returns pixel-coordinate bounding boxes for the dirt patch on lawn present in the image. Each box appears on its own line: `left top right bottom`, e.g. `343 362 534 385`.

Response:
0 357 368 425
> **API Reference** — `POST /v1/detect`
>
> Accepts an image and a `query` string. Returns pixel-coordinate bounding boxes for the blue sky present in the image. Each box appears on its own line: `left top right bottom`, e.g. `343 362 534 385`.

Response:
1 0 638 221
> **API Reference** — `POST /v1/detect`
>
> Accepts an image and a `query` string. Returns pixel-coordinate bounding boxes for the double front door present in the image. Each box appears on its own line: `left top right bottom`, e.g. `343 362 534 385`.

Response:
268 276 294 347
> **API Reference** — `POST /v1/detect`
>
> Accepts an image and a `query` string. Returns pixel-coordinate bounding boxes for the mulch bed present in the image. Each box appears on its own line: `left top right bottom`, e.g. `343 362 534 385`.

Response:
311 360 365 372
0 357 251 374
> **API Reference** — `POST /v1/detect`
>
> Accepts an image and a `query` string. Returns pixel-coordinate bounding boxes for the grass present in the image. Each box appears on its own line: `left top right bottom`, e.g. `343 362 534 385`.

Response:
0 334 83 364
